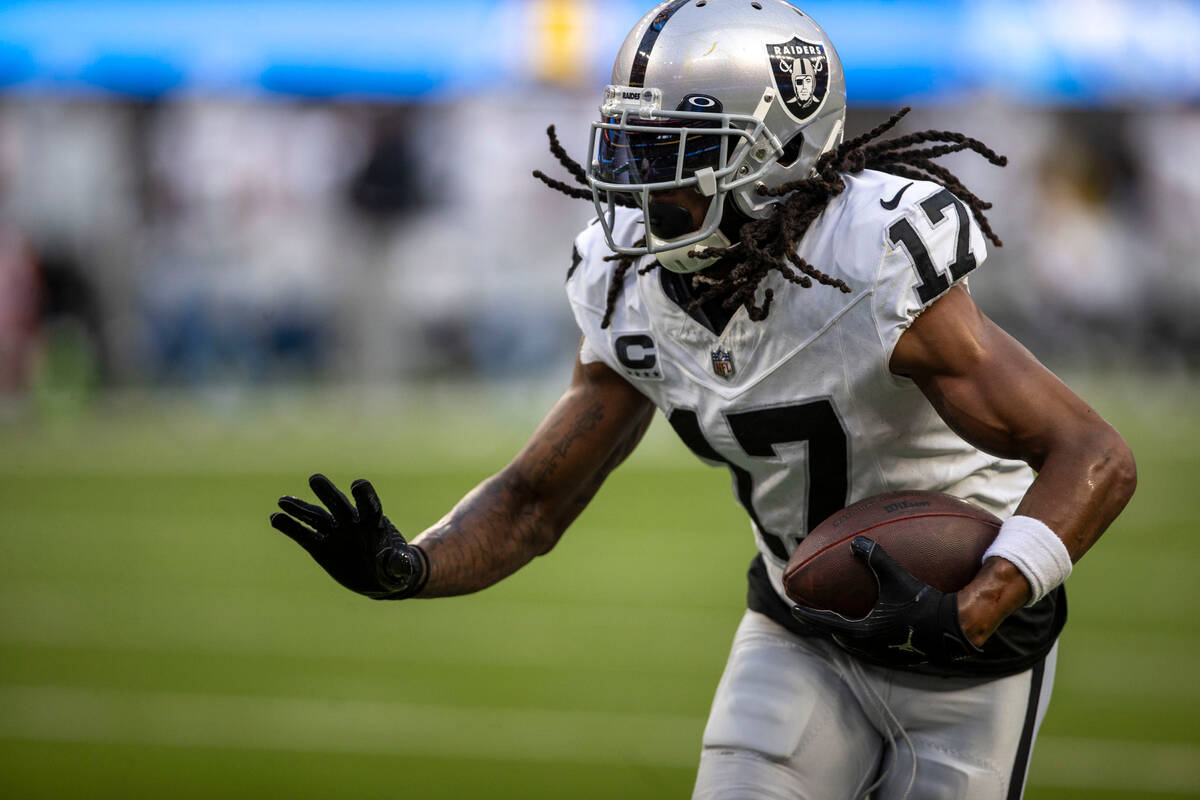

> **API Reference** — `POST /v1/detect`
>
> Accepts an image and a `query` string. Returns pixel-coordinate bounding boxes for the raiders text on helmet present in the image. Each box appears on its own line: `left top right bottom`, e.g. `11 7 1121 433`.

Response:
586 0 846 272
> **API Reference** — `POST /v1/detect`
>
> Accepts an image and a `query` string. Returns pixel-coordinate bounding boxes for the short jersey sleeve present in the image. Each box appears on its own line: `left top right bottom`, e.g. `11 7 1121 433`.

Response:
872 185 989 360
564 208 648 375
578 334 605 365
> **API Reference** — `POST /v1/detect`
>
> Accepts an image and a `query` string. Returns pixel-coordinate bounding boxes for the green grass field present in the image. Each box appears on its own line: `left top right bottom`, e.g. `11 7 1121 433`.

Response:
1 374 1198 799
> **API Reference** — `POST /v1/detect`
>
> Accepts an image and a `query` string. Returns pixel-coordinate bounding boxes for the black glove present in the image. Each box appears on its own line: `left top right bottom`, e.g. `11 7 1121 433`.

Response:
792 536 981 666
270 474 428 600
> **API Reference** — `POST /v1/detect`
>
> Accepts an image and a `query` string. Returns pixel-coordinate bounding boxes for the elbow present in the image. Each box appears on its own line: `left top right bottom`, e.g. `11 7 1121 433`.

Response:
1113 435 1138 506
1092 425 1137 511
535 524 566 556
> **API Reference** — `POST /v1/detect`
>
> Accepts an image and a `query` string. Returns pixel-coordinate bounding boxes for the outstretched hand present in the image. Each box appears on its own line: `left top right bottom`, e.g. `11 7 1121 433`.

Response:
792 536 980 666
270 474 427 599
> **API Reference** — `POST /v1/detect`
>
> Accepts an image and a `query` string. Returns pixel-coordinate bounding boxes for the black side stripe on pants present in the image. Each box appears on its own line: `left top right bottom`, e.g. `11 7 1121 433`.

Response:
628 0 692 87
1006 657 1047 799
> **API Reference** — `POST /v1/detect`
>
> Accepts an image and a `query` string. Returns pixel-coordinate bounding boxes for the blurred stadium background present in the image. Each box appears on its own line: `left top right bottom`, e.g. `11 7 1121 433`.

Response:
0 0 1198 797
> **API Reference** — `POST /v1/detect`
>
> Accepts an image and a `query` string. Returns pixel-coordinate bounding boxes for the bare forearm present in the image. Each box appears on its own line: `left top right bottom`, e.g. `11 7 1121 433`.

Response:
270 355 650 602
410 469 555 597
408 368 653 598
1013 424 1137 560
958 423 1136 644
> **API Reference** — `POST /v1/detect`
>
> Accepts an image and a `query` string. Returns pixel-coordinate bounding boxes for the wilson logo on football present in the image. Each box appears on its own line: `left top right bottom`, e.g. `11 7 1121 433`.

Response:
766 37 830 123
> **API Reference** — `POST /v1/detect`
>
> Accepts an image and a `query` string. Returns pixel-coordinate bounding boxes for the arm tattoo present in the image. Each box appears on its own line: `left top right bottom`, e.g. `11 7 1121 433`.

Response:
413 470 543 597
563 406 652 521
411 398 621 597
533 401 604 484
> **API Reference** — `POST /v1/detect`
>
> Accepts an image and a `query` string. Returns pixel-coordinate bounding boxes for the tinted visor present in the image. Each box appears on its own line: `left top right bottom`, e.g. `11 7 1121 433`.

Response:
595 116 724 186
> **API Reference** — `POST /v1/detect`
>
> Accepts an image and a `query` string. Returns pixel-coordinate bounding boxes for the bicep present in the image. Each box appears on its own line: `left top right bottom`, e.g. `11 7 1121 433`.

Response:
890 285 1134 553
890 285 1096 468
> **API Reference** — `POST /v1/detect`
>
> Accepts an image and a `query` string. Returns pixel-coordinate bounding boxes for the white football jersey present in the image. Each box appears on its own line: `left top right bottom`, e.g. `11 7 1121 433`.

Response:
566 169 1034 607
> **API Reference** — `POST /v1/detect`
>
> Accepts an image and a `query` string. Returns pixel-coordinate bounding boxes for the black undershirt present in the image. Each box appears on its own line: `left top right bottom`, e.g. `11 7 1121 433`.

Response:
658 267 738 336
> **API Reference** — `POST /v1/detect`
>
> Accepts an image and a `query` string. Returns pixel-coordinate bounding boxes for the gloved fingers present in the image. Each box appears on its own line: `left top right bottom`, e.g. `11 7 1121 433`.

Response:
277 496 333 530
270 512 325 555
309 474 357 523
937 592 980 650
350 478 383 527
792 604 864 633
848 535 887 595
853 535 922 598
850 535 877 561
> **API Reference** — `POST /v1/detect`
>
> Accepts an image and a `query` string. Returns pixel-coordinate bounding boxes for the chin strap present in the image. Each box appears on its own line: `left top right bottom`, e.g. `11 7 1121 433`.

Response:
652 227 732 273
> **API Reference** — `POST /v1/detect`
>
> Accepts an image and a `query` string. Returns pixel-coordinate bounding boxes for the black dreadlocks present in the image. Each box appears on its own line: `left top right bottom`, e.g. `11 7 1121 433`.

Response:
532 107 1006 329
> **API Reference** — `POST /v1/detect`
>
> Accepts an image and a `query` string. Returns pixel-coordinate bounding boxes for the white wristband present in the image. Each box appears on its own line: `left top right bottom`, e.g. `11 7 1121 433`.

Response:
982 515 1073 606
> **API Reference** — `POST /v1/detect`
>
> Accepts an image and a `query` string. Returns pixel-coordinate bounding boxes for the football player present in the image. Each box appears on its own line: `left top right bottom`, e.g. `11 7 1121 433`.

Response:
269 2 1136 798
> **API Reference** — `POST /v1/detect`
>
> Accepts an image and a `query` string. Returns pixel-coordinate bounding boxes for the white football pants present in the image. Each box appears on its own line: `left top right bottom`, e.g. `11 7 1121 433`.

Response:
692 611 1056 800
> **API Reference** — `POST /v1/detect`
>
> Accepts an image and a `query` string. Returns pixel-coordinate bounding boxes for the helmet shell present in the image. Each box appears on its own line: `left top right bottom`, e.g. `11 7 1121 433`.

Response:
609 0 846 219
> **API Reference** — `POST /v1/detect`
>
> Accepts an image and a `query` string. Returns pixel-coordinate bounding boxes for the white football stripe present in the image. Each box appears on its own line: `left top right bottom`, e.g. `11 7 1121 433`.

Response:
1 685 1198 794
0 684 702 768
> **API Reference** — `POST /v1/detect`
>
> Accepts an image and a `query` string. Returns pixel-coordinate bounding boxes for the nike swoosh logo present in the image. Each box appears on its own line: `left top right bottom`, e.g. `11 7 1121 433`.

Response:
880 182 914 210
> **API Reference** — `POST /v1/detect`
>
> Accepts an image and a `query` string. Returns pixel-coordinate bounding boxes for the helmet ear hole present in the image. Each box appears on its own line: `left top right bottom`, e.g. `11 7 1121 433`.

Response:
777 132 805 168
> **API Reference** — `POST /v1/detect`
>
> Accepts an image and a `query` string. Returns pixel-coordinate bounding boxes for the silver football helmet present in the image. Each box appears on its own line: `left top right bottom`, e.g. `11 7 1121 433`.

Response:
587 0 846 272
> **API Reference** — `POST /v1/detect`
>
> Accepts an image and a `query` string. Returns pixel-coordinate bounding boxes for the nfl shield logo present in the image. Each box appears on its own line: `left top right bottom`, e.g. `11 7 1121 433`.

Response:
766 37 830 124
712 348 735 378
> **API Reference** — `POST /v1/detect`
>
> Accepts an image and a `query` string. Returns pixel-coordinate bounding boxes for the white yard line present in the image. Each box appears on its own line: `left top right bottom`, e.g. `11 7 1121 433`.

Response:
0 685 701 768
0 584 738 675
1 685 1198 794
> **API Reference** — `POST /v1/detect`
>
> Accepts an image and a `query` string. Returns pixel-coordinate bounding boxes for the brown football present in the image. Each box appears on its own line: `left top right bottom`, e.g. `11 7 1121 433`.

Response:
782 490 1001 619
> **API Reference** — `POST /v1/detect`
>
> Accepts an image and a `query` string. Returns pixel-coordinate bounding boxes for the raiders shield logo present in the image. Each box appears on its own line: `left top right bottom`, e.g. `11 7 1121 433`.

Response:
766 37 830 123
